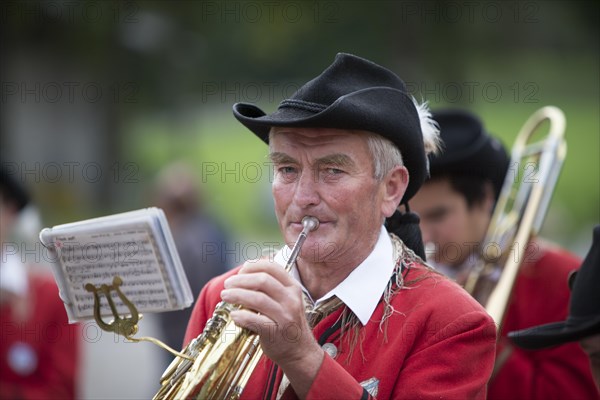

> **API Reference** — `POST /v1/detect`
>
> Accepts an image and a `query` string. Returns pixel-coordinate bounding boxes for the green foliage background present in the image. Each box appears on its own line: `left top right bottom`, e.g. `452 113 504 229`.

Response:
2 0 598 251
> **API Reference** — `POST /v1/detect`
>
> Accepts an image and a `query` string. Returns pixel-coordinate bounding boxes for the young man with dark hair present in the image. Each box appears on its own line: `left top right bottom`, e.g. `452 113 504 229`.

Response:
411 109 599 399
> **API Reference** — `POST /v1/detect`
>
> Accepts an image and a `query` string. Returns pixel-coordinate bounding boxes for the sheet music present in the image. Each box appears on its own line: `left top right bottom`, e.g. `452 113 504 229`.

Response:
40 208 193 323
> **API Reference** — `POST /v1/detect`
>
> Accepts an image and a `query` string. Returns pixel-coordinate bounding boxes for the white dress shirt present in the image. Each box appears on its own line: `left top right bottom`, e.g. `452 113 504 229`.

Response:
274 225 395 325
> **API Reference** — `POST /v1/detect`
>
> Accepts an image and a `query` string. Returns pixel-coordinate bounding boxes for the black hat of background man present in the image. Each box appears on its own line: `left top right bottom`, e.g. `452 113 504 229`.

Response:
233 52 426 204
0 164 29 211
508 225 600 349
429 109 509 197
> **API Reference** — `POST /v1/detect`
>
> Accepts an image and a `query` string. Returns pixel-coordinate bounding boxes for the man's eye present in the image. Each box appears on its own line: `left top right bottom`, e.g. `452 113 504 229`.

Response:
325 168 344 175
428 207 451 223
278 166 297 175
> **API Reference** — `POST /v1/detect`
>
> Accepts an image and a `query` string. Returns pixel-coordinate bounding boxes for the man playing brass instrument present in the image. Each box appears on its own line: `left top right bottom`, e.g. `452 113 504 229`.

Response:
183 53 496 399
410 109 598 399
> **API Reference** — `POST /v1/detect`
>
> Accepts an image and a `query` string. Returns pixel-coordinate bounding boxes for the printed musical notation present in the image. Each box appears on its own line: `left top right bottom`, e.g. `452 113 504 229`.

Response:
39 208 193 323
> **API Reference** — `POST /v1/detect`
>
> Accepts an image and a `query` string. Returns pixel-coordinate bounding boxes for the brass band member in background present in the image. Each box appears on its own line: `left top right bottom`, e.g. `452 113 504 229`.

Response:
410 109 598 400
509 225 600 391
0 165 81 399
151 162 232 368
183 54 497 399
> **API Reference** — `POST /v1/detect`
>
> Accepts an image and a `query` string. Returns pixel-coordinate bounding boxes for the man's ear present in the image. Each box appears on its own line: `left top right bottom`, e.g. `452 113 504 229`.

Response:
381 166 409 218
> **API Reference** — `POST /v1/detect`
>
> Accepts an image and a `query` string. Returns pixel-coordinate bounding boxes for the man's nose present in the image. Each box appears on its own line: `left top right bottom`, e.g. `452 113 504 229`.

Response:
293 170 320 208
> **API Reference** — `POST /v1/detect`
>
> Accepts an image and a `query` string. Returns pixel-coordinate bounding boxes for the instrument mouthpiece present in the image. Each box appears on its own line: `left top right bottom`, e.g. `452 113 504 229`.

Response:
301 216 319 232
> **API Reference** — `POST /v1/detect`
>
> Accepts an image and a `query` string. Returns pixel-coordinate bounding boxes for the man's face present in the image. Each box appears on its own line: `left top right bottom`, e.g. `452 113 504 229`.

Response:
269 127 405 265
411 178 491 268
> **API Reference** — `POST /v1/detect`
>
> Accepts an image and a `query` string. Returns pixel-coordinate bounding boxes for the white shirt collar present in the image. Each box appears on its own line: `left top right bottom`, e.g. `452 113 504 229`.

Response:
274 225 395 325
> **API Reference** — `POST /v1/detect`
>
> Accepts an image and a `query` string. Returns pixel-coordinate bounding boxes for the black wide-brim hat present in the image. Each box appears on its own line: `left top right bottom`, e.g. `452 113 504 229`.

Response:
0 164 29 211
233 53 426 203
429 109 509 197
508 225 600 349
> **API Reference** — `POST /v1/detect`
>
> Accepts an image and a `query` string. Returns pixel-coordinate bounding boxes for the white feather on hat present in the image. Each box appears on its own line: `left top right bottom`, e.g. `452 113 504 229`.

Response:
412 97 441 156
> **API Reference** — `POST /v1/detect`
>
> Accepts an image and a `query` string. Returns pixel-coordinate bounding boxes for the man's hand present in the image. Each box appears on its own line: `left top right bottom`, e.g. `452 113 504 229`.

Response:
221 259 324 398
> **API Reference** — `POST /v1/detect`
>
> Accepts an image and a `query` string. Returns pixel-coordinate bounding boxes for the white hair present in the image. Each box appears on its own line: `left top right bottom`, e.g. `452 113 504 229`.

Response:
363 132 404 181
365 98 441 181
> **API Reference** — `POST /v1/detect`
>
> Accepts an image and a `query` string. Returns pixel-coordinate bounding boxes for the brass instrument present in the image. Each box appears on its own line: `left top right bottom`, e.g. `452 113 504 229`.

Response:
154 216 320 400
464 106 566 331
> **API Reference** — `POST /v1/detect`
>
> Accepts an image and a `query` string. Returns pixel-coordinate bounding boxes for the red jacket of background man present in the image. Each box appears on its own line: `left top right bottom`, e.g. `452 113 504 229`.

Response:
488 241 599 400
0 273 80 400
184 263 497 399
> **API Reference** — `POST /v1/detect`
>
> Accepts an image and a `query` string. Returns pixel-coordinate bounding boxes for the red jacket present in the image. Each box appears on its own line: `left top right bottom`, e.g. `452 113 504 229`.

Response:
184 263 497 399
488 242 599 400
0 273 80 399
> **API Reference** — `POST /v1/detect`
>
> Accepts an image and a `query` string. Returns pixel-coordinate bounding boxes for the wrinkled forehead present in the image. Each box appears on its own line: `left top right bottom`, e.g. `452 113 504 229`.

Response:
268 126 371 151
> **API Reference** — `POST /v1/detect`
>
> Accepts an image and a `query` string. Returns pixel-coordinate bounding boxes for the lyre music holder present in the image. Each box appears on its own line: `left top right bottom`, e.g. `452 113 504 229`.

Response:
85 276 140 338
84 276 192 360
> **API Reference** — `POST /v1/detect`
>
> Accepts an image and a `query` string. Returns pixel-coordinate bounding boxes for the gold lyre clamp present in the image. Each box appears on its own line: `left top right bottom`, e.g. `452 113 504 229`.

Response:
85 276 139 337
85 276 192 360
